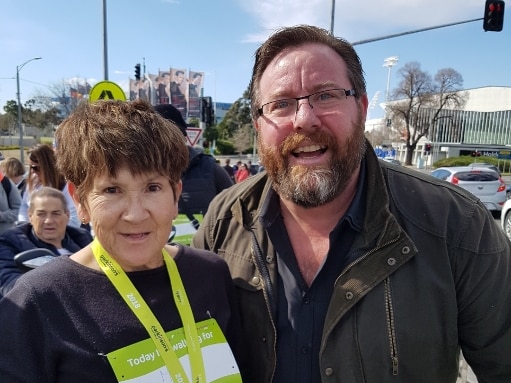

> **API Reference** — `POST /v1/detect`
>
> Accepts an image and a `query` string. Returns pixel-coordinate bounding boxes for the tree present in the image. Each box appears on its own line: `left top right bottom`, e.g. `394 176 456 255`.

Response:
232 123 254 156
31 78 90 118
387 62 467 165
216 88 252 141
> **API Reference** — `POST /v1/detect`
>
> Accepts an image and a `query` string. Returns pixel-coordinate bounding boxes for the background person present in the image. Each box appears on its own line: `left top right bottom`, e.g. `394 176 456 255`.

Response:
155 104 233 222
0 187 92 297
18 144 80 228
0 99 245 382
0 168 21 234
234 163 250 183
223 158 235 183
193 25 511 382
1 156 27 197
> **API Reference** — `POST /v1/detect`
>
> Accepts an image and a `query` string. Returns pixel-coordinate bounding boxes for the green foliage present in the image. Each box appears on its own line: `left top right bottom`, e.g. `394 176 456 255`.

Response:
214 139 236 155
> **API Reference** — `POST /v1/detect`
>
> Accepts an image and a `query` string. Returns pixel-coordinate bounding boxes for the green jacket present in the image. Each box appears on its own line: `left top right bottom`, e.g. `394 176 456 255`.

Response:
193 146 511 383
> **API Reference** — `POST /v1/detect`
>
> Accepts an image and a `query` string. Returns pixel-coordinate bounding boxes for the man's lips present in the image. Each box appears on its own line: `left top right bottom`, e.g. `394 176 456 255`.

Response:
291 144 327 157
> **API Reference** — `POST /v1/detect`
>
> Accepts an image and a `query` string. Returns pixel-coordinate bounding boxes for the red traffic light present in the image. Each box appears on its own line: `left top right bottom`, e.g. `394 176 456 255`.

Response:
483 0 505 32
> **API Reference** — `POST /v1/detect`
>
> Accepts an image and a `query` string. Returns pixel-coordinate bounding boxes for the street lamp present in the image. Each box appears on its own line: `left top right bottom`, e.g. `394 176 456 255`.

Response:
383 56 399 103
16 56 42 165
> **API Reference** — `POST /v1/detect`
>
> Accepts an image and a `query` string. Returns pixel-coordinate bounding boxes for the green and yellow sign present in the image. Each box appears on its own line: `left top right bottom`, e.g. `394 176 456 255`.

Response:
89 81 126 102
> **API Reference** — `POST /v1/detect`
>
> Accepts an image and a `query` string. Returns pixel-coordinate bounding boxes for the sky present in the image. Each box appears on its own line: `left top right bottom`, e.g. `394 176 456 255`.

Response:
1 0 510 119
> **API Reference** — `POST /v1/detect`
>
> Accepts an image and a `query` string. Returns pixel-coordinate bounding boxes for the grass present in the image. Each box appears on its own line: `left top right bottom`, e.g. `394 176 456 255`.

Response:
171 214 204 246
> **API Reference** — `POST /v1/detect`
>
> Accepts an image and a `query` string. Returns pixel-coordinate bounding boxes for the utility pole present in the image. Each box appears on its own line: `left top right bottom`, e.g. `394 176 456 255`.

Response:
102 0 109 80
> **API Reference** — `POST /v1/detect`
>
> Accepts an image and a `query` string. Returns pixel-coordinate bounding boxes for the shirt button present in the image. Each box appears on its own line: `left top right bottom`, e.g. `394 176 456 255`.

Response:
325 367 333 376
251 276 260 285
301 346 309 354
387 257 396 266
303 297 310 304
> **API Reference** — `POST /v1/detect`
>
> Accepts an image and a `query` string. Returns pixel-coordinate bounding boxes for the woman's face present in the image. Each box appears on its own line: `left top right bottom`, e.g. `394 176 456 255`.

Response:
29 161 41 187
82 167 180 271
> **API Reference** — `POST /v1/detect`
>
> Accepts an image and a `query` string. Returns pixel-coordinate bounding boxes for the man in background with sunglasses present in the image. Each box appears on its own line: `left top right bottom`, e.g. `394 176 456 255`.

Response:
193 25 511 382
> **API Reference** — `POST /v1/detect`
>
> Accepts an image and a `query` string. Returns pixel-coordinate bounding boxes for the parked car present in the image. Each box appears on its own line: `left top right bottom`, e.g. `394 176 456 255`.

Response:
500 198 511 241
469 162 501 175
430 166 507 214
468 162 511 199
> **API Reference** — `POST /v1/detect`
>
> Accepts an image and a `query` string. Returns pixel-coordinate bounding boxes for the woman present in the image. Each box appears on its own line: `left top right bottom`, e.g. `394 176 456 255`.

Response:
18 144 81 228
235 163 250 183
0 100 245 382
0 186 92 296
1 156 27 197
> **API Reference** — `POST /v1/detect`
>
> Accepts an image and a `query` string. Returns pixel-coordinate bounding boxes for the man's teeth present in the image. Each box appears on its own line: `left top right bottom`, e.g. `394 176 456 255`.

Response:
293 144 322 154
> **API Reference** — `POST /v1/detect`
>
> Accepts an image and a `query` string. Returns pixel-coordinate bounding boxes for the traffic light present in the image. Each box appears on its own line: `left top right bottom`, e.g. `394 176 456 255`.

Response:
200 96 214 125
483 0 505 32
134 63 141 80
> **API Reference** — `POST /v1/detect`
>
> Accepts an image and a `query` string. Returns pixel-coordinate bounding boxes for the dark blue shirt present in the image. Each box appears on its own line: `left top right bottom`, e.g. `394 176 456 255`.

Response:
260 162 366 382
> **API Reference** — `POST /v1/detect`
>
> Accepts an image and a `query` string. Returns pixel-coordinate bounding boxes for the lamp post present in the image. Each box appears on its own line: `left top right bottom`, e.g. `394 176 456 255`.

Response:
16 57 42 165
383 56 399 103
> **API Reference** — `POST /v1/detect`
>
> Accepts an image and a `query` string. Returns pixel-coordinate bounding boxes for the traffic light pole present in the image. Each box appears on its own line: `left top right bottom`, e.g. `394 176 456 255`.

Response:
351 18 483 46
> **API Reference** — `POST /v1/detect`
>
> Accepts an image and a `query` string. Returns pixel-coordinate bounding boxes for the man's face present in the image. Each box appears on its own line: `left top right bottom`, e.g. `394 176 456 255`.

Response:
29 196 70 244
255 43 368 208
175 73 184 84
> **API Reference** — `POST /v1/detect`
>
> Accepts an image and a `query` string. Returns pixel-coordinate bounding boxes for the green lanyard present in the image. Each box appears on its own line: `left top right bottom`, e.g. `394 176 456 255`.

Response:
91 238 206 383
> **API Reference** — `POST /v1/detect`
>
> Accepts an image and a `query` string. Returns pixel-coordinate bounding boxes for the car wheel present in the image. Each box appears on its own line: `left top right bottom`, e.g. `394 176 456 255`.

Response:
505 211 511 241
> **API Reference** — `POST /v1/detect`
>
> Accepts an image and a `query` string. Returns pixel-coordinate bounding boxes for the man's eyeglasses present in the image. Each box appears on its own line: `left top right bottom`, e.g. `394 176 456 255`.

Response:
30 165 40 172
257 88 356 119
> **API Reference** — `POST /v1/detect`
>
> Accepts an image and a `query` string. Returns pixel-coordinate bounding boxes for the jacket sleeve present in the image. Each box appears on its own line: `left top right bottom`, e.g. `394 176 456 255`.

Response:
0 238 24 297
456 208 511 381
0 181 22 223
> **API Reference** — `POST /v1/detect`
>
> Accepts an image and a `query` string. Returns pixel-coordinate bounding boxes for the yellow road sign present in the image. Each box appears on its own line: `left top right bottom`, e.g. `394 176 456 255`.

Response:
89 81 126 102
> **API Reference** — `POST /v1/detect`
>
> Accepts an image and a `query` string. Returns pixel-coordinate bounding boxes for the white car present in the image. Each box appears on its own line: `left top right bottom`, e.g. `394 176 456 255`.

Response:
430 166 507 214
500 199 511 240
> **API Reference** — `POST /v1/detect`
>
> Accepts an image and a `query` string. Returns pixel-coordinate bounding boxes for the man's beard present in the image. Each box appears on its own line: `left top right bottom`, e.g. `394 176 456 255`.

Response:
258 115 366 208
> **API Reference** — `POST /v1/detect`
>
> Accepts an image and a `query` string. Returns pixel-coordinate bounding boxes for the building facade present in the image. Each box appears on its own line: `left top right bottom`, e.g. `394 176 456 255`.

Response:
366 86 511 165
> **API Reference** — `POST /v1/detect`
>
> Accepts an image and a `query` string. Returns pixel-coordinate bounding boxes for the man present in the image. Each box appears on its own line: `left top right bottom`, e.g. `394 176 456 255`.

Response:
189 72 203 98
0 187 92 296
223 158 235 183
154 104 233 226
170 70 188 118
158 72 171 104
192 25 511 382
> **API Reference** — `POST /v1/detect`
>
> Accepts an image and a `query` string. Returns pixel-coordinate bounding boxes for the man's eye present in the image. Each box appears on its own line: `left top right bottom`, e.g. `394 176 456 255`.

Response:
105 187 118 194
273 99 292 110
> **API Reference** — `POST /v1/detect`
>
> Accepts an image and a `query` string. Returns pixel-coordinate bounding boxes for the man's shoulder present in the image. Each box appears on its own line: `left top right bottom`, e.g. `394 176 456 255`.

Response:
208 173 268 212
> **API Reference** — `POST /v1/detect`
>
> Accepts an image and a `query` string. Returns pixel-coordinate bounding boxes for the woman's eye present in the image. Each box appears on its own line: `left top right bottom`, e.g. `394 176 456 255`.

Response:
148 184 161 192
105 187 118 194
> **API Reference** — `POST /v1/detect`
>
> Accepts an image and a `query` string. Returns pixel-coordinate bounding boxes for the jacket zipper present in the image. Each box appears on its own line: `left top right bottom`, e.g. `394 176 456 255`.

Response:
250 230 278 382
384 277 399 375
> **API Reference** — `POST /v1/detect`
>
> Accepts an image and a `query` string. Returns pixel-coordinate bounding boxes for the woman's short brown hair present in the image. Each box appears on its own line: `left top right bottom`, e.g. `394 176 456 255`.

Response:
1 157 25 179
55 99 189 202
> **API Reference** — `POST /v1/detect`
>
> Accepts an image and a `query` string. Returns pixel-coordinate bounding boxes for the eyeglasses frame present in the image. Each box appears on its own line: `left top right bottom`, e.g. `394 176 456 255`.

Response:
257 88 357 117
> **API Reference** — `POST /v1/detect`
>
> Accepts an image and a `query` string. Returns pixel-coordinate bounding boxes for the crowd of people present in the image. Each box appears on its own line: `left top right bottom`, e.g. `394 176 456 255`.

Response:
0 24 509 383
